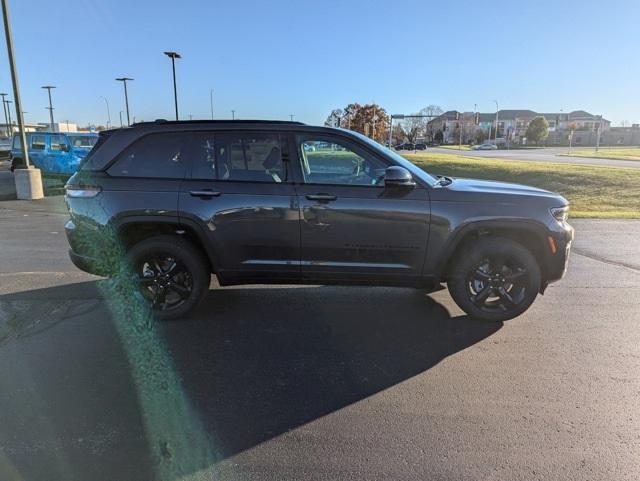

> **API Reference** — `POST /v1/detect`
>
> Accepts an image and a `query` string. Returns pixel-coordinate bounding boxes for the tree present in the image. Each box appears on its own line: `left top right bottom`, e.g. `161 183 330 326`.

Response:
434 130 444 143
474 128 486 144
325 108 344 128
526 116 549 144
401 115 423 143
343 103 389 143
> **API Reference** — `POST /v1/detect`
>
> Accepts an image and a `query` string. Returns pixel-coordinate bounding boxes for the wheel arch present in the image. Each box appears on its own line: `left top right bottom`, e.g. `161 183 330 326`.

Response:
114 216 216 274
437 219 551 287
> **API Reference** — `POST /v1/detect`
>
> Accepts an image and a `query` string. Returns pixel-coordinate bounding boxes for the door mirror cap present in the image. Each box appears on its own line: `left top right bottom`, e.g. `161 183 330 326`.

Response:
384 166 415 188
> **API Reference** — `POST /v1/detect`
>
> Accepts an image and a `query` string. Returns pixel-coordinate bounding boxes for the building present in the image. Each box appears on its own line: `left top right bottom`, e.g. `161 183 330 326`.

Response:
427 109 613 146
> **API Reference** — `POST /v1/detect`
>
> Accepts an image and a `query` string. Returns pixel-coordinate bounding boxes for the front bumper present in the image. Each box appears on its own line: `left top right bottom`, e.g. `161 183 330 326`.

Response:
543 221 574 287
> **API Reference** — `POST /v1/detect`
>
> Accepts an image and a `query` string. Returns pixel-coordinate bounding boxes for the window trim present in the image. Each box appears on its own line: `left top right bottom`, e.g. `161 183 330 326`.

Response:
294 134 390 188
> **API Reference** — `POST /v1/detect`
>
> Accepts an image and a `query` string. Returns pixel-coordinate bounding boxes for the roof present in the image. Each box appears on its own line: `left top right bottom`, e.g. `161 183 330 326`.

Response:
495 110 538 119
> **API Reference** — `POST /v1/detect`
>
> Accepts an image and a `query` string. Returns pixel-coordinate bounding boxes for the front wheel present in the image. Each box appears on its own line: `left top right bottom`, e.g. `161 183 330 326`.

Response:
125 235 210 320
447 237 541 322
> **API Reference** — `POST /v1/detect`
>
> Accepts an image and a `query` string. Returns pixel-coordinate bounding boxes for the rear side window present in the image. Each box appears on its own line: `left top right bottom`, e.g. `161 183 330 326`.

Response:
191 131 286 182
108 132 188 179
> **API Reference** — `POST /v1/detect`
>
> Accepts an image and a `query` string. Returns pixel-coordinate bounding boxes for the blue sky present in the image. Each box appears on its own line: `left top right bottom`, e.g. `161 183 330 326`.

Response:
1 0 638 126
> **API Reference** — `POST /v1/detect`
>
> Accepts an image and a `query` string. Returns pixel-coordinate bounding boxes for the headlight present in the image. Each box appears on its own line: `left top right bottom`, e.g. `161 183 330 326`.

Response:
550 206 569 224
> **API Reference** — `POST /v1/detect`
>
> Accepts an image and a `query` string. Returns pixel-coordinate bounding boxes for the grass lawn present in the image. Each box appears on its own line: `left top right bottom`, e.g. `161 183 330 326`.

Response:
562 147 640 161
436 144 472 151
403 152 640 218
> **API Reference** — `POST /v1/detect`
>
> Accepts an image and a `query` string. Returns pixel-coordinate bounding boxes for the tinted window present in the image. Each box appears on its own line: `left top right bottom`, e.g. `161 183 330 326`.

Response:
298 137 387 186
108 132 188 178
31 135 46 151
192 132 286 183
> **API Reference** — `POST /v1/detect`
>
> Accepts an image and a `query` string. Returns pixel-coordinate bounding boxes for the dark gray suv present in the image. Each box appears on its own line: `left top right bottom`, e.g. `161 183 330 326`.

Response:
64 120 573 322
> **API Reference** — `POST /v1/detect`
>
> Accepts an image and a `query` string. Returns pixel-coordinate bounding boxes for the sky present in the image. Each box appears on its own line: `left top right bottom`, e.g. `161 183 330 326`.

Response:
0 0 638 127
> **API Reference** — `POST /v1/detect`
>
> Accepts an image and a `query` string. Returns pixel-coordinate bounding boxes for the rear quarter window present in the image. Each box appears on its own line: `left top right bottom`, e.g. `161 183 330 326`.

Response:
107 132 188 179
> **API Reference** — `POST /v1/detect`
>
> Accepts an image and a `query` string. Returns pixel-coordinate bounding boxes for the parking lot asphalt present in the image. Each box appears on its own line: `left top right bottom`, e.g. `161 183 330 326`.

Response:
426 147 640 169
0 197 639 481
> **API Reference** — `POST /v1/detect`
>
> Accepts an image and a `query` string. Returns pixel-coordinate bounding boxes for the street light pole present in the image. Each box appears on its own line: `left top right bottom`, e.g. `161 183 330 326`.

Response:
231 110 235 120
115 77 133 126
100 96 111 129
210 89 214 120
0 93 8 137
289 114 294 121
493 100 499 143
5 99 12 132
163 51 181 121
119 111 123 128
41 85 55 130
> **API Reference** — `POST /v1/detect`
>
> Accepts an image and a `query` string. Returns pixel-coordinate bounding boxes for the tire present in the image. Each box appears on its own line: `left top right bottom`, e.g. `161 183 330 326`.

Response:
124 235 210 321
447 237 541 322
10 157 24 172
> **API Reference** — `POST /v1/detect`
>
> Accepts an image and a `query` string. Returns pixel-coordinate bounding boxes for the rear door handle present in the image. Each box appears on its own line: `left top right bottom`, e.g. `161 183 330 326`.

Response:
189 189 221 198
306 193 337 202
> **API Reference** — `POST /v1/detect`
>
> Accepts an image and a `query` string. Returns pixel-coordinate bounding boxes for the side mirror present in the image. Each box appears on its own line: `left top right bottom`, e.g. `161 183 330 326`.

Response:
384 166 415 188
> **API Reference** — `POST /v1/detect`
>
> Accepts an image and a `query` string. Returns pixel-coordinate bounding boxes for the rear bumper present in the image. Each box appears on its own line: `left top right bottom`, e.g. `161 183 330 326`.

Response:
65 218 113 276
68 249 106 276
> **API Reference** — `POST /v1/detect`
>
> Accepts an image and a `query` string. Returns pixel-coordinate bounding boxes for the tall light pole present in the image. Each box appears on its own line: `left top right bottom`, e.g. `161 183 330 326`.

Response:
41 85 55 130
2 0 44 200
0 92 8 137
231 110 235 120
209 89 214 120
289 114 295 121
100 96 111 129
119 110 123 128
493 100 499 143
115 77 133 126
163 51 181 120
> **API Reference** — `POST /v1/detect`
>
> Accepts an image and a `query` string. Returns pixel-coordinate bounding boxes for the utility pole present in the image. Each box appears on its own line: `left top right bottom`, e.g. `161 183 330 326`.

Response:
5 99 12 132
209 89 214 120
118 111 123 128
289 114 295 121
164 51 181 120
101 96 111 129
595 115 602 152
41 85 55 130
493 100 499 143
388 116 393 147
0 92 8 136
2 0 44 199
231 110 235 120
115 77 133 126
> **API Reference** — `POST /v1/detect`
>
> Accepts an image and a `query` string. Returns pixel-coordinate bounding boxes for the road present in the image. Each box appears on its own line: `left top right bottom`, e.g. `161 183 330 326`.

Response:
0 197 639 481
424 146 640 169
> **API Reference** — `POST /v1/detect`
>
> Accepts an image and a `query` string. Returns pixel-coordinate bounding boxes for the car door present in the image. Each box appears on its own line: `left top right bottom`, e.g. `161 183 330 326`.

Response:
47 134 68 174
294 133 430 283
178 130 300 283
28 134 47 171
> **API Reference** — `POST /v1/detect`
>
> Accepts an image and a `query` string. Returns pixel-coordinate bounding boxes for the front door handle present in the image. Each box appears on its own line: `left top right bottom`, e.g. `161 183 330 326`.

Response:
189 189 221 198
306 193 337 202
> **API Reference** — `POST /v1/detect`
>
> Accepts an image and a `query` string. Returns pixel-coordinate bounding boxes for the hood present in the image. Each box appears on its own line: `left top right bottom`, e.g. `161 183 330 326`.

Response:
439 177 568 206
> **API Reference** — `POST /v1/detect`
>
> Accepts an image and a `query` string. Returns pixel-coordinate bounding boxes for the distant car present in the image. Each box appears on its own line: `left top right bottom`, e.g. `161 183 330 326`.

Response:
0 137 11 160
399 143 415 150
414 143 427 150
10 132 99 175
472 143 498 150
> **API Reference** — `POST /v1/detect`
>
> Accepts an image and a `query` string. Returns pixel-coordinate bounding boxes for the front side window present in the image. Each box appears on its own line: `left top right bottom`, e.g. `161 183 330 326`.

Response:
191 132 285 182
298 138 387 186
31 135 46 151
108 132 188 178
49 134 67 152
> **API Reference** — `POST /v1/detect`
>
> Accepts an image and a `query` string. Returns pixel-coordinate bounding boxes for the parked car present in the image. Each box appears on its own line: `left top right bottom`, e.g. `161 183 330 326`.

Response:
64 120 573 322
472 143 498 150
0 137 12 160
414 143 427 150
10 131 99 175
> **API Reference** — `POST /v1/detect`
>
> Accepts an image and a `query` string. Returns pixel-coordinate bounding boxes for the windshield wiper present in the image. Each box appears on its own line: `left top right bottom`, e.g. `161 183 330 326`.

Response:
433 176 453 187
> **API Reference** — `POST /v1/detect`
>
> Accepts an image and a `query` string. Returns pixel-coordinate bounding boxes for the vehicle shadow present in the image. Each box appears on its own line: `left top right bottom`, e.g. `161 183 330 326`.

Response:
167 285 502 460
0 282 502 480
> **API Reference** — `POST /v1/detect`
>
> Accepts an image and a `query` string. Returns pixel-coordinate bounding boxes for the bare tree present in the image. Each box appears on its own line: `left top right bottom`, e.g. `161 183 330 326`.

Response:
325 108 344 127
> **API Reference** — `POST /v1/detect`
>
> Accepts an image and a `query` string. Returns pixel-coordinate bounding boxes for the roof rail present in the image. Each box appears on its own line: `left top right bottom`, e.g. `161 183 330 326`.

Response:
131 119 306 126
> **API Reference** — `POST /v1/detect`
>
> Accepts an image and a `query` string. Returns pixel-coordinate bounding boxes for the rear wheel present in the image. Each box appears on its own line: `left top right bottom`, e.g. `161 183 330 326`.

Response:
125 235 210 320
447 237 541 322
10 157 24 172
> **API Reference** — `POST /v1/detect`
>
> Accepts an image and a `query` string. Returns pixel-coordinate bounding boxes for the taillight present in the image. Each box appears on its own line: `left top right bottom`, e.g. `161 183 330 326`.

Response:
65 185 102 198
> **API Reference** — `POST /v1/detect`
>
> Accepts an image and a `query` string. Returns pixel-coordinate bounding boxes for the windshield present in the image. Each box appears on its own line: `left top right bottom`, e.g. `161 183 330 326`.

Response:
346 129 437 183
68 135 98 148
